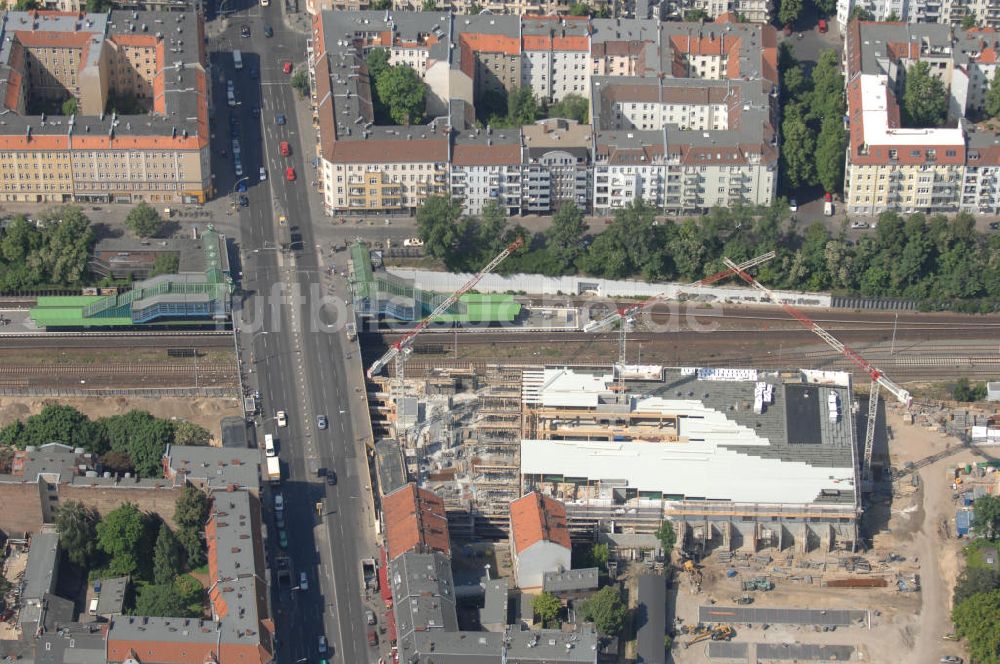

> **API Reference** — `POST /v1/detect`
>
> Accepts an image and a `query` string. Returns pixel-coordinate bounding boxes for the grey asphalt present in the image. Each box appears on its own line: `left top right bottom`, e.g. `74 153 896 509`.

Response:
699 606 867 626
755 643 856 661
211 3 379 664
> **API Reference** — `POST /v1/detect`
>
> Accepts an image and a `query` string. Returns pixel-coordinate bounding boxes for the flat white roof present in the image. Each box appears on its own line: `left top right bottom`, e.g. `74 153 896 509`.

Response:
861 75 964 147
521 437 855 504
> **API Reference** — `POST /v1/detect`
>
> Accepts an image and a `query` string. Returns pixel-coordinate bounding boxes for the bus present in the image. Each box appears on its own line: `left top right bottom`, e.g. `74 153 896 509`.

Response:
233 50 243 70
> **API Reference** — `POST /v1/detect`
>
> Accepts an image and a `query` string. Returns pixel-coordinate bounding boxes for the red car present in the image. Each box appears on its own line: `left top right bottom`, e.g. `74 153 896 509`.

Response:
286 166 296 181
280 141 291 157
283 61 293 74
818 18 828 32
824 191 833 203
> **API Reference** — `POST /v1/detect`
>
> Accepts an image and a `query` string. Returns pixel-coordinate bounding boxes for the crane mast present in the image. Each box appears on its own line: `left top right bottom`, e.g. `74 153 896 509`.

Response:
720 257 911 484
366 236 525 379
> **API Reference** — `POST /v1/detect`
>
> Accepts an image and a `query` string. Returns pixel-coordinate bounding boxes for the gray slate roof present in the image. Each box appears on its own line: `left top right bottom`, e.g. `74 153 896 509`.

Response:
164 444 261 492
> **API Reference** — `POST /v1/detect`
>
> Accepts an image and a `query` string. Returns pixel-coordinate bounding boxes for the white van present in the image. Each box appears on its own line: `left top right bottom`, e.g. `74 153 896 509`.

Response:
227 89 236 107
264 433 276 457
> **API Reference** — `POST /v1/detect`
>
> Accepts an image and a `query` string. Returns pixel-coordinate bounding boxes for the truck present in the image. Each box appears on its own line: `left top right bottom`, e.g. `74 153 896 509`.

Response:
266 456 281 484
233 50 243 70
361 558 378 593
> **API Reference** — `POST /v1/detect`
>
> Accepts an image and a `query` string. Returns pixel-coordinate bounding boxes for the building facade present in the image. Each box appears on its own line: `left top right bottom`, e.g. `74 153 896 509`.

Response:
312 11 778 217
843 21 1000 215
0 10 211 205
509 492 573 591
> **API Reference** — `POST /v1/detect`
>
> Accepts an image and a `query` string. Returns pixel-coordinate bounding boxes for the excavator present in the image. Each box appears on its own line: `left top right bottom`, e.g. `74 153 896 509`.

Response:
683 625 735 648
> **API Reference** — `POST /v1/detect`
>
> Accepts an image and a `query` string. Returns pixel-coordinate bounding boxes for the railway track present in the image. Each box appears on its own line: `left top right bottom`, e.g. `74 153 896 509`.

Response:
0 333 233 350
0 363 236 375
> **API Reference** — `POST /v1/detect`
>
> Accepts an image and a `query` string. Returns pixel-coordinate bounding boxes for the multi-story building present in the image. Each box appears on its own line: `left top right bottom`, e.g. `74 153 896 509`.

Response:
591 18 779 214
312 11 778 217
0 10 211 205
843 21 1000 214
520 366 862 551
837 0 1000 30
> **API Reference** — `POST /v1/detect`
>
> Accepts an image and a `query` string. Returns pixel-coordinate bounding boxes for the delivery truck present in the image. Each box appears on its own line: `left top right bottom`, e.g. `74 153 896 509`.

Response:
266 456 281 484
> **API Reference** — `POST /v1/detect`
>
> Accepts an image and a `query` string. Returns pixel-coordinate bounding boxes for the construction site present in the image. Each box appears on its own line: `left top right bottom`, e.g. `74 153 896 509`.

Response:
354 237 995 662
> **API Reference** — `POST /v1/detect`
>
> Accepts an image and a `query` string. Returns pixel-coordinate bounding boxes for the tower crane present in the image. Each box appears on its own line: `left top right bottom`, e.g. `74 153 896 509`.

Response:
582 251 776 390
720 257 911 484
366 237 524 437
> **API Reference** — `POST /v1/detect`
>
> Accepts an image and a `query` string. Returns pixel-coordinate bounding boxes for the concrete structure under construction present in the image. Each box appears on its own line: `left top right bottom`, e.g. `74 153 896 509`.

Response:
519 366 861 552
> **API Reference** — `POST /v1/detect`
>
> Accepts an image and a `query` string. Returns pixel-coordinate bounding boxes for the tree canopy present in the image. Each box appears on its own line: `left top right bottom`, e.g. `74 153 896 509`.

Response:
153 525 184 585
953 589 1000 663
954 565 1000 607
532 591 562 625
96 503 155 578
655 521 676 557
0 207 95 292
124 202 161 238
579 586 626 637
546 93 589 124
413 196 1000 310
55 501 99 567
973 495 1000 540
8 404 104 452
902 61 949 128
986 72 1000 120
375 65 426 125
778 0 802 25
172 421 212 446
103 410 175 477
953 377 988 402
174 486 211 568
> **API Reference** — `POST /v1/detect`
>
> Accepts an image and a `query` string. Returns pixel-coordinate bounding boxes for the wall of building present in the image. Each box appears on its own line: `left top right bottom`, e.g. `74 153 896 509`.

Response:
514 542 572 590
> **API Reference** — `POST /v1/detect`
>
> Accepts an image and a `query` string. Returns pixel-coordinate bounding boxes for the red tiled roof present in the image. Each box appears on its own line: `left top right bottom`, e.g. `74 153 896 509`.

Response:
460 32 521 56
382 483 450 560
510 492 570 555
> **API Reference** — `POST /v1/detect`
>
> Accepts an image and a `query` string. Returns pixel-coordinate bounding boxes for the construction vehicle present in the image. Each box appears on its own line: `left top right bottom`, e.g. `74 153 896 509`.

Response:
583 252 775 393
732 594 754 605
684 625 735 648
741 576 774 591
361 558 379 593
722 257 911 485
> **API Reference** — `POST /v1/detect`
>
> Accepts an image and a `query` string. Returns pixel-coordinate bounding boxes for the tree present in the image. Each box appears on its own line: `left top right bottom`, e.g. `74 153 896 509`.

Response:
590 542 609 569
0 423 23 447
376 66 426 125
683 8 709 20
150 253 179 277
547 202 586 271
134 583 191 617
35 206 95 286
815 115 848 194
546 93 589 124
655 521 676 557
902 61 948 128
884 10 900 20
579 586 626 637
953 377 987 402
174 486 210 569
85 0 113 10
848 5 873 20
954 565 1000 606
19 404 106 453
291 71 309 99
365 48 391 82
812 0 835 14
962 13 979 29
174 486 211 530
809 50 846 122
416 195 465 260
100 450 134 475
172 421 211 446
153 526 184 585
61 98 78 116
54 501 99 567
568 2 590 14
782 65 810 103
533 592 562 625
370 0 391 8
973 494 1000 540
422 0 437 8
778 0 802 26
124 202 161 238
986 72 1000 120
507 87 539 126
952 589 1000 664
102 411 174 478
14 0 39 9
780 105 817 190
1 215 39 265
96 503 154 578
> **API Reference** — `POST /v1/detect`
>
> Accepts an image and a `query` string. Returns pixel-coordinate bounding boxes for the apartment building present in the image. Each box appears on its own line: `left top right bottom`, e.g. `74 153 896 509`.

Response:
313 11 778 216
843 20 1000 214
0 10 210 205
591 18 779 214
837 0 1000 30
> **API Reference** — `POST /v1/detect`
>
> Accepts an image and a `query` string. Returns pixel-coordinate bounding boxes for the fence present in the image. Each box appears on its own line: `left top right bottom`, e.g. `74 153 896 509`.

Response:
0 387 237 398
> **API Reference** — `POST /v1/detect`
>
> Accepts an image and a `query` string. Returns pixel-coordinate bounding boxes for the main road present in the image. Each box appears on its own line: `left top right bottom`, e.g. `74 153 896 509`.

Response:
210 3 378 664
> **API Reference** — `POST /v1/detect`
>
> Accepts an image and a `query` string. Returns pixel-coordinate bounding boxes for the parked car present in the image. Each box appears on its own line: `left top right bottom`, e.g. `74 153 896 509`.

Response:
276 410 287 427
850 221 868 229
259 166 267 181
278 529 288 548
299 572 309 591
283 61 293 74
240 24 251 37
274 494 284 512
239 195 250 208
280 141 291 156
403 237 424 247
818 18 828 32
365 610 376 625
990 222 1000 230
326 472 337 486
367 629 378 647
788 198 798 212
318 636 327 654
